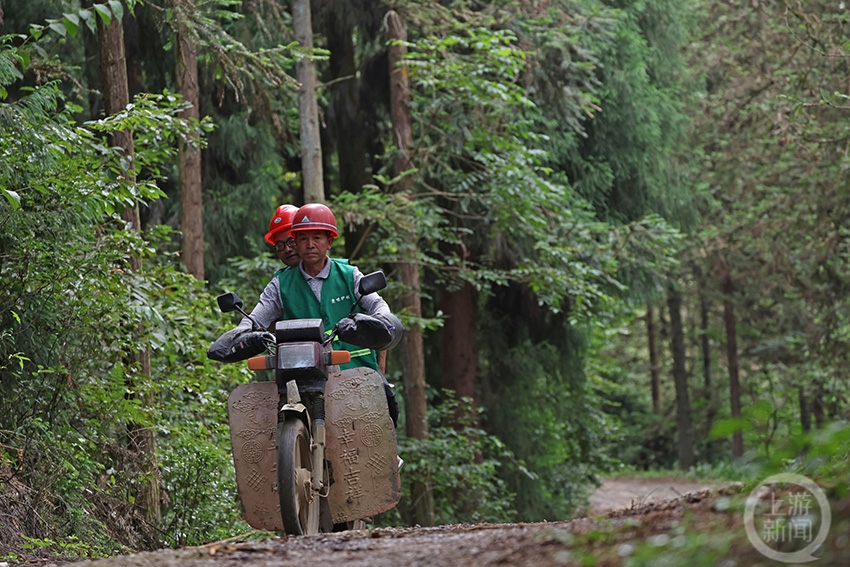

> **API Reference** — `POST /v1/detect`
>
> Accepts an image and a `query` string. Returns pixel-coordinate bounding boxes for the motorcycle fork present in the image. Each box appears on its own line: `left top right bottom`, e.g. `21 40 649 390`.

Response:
281 381 328 497
309 393 327 494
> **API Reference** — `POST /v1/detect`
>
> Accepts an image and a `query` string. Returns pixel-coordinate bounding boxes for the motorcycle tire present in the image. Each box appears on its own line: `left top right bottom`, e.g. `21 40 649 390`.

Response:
277 418 319 535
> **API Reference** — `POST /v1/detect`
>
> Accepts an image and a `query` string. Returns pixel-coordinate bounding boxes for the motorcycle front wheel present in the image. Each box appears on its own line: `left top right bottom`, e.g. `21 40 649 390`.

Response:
277 418 319 535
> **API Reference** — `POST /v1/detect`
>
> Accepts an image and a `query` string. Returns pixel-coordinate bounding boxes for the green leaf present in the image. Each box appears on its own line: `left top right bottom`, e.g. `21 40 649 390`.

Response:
48 22 67 37
93 3 112 26
62 14 80 38
3 190 21 209
16 50 30 71
708 417 749 440
107 0 124 22
79 9 96 34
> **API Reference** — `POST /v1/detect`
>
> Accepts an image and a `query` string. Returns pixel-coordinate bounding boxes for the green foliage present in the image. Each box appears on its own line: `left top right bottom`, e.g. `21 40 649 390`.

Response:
25 0 129 40
159 0 300 97
0 44 249 556
20 535 106 560
13 0 850 559
683 0 850 471
384 391 518 525
139 261 254 546
158 420 248 546
480 321 612 521
361 7 693 524
201 114 295 284
622 424 850 567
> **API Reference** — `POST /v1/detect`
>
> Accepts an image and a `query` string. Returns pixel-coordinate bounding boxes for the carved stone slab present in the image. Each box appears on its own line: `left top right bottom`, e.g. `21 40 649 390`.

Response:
325 368 401 524
228 381 282 531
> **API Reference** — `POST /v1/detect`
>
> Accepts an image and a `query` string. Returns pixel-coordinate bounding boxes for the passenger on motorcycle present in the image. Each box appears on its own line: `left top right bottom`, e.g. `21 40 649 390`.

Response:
208 203 403 427
265 204 300 267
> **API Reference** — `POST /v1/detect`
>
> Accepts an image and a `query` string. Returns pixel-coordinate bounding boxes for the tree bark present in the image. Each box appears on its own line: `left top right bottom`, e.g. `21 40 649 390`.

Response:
441 281 479 423
175 0 204 280
97 4 160 543
398 261 434 526
387 9 434 527
98 7 136 220
326 6 370 260
722 275 744 458
667 281 695 470
293 0 324 202
327 7 367 197
646 304 660 414
694 265 715 459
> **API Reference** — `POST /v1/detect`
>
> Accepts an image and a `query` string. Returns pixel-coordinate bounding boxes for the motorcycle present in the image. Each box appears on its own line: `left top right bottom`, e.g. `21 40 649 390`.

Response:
214 271 400 535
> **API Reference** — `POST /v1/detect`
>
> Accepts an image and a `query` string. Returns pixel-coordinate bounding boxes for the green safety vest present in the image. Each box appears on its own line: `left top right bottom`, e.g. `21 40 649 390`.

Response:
275 258 378 371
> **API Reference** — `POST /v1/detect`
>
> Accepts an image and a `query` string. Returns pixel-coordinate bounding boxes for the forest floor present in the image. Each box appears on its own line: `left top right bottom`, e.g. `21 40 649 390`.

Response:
15 476 850 567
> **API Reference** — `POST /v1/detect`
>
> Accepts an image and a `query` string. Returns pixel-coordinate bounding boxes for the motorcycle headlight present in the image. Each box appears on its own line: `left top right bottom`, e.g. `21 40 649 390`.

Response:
277 343 322 370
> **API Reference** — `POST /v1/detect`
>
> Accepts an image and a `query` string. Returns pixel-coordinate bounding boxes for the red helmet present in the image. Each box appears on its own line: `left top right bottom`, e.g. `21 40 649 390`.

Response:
290 203 339 238
264 204 299 245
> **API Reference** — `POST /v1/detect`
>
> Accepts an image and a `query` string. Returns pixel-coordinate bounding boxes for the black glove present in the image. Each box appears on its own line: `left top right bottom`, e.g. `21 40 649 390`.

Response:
207 329 274 362
336 313 403 351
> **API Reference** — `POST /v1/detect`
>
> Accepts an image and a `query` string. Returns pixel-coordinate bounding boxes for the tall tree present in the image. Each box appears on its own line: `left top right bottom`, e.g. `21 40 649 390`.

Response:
292 0 323 202
387 9 434 527
324 4 369 202
173 0 204 280
667 280 694 469
441 278 479 418
721 272 743 458
693 264 716 458
646 304 661 414
96 1 160 540
690 0 850 452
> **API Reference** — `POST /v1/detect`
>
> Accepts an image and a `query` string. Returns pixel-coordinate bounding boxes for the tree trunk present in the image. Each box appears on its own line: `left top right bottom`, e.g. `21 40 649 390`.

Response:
98 8 136 217
175 0 204 280
326 6 370 260
722 275 744 458
97 4 160 543
327 7 367 195
667 281 695 470
441 281 479 423
798 387 811 432
292 0 324 202
694 265 715 459
387 9 434 527
646 304 660 414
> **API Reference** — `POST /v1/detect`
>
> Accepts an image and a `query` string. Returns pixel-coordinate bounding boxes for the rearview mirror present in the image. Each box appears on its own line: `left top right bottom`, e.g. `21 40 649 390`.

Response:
358 271 387 296
217 292 244 314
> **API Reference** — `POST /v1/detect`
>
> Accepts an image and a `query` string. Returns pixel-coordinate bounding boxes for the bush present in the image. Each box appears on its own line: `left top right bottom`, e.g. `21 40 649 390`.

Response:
381 391 518 526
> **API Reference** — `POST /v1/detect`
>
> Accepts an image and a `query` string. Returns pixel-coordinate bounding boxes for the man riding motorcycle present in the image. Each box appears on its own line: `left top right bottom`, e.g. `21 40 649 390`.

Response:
207 203 402 427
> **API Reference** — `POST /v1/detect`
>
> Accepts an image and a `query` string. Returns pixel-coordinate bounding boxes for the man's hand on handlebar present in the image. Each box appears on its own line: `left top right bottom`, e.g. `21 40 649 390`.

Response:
241 330 275 352
207 329 274 362
336 313 397 350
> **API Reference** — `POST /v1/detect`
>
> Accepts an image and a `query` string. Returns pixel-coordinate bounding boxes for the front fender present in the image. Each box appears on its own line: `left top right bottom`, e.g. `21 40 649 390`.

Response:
280 402 310 433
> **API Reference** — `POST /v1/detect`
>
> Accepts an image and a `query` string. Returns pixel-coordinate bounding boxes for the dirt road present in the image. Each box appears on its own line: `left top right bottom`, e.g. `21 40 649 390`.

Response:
65 477 728 567
586 475 719 515
60 478 850 567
